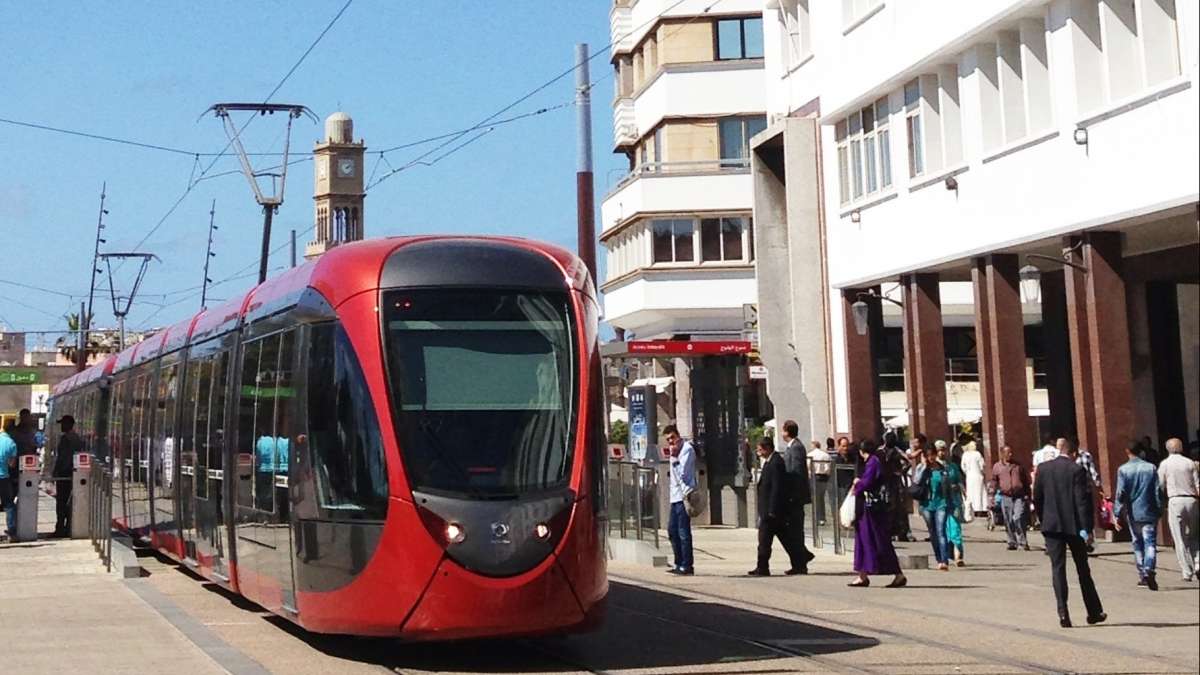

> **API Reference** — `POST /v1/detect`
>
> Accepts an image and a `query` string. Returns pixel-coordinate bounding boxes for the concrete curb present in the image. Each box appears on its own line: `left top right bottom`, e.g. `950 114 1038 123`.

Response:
108 533 143 579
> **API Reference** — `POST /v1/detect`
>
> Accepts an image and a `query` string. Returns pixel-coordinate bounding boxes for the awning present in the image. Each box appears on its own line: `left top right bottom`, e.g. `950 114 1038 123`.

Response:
628 376 676 394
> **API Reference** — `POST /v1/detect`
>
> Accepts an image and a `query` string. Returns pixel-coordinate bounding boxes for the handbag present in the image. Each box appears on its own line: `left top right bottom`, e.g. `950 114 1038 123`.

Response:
907 465 930 502
1098 497 1116 530
684 487 707 518
838 492 857 528
962 505 975 523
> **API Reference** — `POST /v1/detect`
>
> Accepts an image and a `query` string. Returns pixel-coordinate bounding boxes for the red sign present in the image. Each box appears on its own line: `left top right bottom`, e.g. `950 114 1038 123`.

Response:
74 453 92 470
627 340 752 356
19 455 37 472
609 446 625 460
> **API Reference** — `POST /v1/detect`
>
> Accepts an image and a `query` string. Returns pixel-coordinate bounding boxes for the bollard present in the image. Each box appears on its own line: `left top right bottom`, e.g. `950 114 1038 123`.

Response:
15 454 40 542
70 453 93 539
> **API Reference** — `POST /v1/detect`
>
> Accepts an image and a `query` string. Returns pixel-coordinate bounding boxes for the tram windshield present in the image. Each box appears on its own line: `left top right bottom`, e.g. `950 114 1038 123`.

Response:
382 289 577 498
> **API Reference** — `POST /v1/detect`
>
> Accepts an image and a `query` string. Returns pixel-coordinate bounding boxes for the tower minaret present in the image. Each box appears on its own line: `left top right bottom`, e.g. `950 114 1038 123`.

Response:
305 111 366 260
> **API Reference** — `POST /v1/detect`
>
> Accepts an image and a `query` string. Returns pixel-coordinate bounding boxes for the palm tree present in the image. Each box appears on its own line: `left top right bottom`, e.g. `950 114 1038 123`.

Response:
56 312 125 366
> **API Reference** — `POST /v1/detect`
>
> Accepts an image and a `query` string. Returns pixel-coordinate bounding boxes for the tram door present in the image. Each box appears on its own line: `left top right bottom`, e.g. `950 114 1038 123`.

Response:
195 348 231 579
234 329 299 613
153 360 182 554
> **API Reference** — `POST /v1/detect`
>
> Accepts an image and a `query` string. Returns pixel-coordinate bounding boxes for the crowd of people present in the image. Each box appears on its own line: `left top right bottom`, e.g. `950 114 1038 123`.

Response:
0 409 86 542
662 422 1200 628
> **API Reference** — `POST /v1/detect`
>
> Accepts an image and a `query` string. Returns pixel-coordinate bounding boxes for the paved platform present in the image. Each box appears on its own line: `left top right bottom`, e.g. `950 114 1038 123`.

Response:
1 494 1196 674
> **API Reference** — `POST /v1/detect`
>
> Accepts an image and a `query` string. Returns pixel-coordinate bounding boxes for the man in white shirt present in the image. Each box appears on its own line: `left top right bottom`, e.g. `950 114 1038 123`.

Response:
808 440 832 526
665 424 696 575
1033 435 1060 468
1158 438 1200 582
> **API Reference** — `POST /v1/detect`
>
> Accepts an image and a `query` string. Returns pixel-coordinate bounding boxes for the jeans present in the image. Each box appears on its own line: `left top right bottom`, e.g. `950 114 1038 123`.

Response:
922 508 949 564
0 479 14 535
1001 495 1028 547
1166 497 1199 579
1128 519 1157 579
667 501 694 571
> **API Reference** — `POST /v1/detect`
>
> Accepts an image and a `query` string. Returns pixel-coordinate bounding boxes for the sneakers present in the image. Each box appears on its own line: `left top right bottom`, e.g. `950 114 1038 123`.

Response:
1006 544 1018 551
1146 573 1158 591
666 567 694 576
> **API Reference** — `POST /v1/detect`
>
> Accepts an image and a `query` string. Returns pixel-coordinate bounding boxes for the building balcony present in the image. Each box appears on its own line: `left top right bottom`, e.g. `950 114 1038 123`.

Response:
613 97 637 149
601 264 757 337
610 1 635 54
632 60 765 133
601 161 754 235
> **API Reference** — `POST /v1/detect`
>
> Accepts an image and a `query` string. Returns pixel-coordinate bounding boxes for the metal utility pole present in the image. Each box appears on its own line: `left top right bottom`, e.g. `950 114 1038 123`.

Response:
575 43 597 282
205 103 316 284
201 200 218 310
81 182 108 371
99 252 158 350
290 229 297 268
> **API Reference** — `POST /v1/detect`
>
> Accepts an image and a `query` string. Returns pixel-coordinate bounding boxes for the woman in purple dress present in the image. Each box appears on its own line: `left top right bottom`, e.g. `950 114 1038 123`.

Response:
849 441 907 588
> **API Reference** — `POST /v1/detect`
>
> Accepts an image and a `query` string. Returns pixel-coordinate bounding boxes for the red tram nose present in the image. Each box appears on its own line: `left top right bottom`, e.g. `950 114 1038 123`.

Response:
414 490 575 577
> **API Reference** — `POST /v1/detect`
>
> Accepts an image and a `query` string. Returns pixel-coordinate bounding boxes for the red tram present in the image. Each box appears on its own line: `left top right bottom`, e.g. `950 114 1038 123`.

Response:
49 236 608 639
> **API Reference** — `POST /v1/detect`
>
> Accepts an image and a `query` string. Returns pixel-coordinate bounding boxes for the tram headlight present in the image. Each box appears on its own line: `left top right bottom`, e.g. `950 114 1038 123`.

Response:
445 522 466 545
534 522 551 540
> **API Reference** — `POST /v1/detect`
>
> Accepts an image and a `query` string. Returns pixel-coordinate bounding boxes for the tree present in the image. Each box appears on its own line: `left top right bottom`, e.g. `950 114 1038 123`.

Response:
609 419 629 445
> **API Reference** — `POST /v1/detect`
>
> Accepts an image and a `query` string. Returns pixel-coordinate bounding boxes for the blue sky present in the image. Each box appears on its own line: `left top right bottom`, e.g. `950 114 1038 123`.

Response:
0 1 624 336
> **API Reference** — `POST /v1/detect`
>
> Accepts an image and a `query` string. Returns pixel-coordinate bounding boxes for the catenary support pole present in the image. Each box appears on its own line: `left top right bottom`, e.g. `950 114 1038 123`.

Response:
575 43 596 282
82 182 107 372
258 207 274 284
290 229 297 268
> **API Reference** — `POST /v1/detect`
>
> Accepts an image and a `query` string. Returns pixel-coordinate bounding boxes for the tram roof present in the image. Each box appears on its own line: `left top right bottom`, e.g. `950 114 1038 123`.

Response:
50 235 588 398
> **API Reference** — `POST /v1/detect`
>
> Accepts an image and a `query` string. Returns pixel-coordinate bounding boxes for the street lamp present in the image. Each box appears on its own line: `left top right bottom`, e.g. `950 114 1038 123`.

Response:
1019 264 1041 303
851 290 903 336
1022 241 1090 302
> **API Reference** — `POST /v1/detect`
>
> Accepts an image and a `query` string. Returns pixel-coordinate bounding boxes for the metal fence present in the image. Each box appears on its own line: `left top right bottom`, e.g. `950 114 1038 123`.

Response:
88 463 113 573
806 460 858 556
607 461 660 549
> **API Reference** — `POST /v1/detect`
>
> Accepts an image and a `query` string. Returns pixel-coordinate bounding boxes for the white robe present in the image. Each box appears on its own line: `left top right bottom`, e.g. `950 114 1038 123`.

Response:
961 449 988 512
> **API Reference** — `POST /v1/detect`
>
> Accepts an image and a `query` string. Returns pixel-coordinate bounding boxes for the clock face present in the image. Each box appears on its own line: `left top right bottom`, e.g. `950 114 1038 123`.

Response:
337 158 356 177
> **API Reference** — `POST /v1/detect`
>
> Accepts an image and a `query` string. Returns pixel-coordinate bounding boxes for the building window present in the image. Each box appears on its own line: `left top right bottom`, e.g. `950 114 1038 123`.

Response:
700 217 747 262
652 219 695 263
779 0 812 70
836 99 893 204
843 0 883 27
715 17 764 60
718 116 767 167
904 79 924 177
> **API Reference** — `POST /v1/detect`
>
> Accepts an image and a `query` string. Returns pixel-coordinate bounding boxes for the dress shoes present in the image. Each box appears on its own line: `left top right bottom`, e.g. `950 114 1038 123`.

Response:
1086 613 1107 625
784 567 808 576
746 568 770 577
1059 616 1072 628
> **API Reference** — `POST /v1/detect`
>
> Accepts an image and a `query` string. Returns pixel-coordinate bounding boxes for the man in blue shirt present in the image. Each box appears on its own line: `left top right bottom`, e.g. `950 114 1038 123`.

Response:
665 424 696 575
0 420 19 539
1114 440 1164 590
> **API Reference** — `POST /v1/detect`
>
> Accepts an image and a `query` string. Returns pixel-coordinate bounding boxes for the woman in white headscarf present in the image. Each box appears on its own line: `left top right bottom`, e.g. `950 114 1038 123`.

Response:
961 438 988 514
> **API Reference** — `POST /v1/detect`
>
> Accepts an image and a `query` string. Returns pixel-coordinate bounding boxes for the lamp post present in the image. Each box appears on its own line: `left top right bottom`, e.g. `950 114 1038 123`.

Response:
1021 240 1090 301
851 289 903 336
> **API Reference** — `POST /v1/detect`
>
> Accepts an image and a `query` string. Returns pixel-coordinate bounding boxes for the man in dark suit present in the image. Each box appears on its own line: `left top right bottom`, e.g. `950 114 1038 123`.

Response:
748 437 790 576
780 420 815 574
1033 438 1106 628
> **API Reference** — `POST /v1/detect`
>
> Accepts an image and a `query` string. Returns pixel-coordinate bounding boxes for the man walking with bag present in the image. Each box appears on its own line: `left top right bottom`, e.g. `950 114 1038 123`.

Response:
665 425 696 576
1034 439 1106 628
779 421 815 574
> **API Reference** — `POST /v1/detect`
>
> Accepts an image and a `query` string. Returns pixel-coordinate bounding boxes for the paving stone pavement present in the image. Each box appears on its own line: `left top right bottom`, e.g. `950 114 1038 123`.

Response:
2 492 1197 674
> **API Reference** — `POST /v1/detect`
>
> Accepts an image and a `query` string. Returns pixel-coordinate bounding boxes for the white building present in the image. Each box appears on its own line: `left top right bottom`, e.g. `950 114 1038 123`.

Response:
601 0 773 525
752 0 1199 494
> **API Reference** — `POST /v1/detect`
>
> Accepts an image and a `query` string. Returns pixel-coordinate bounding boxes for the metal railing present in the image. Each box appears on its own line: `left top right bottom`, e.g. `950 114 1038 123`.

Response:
88 462 113 573
801 459 855 555
607 158 752 193
607 460 661 549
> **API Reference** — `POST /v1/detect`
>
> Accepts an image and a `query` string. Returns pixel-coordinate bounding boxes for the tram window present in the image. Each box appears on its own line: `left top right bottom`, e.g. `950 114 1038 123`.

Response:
193 359 213 499
236 341 262 509
208 352 229 474
253 334 281 512
158 363 179 493
307 324 388 517
179 365 197 479
274 332 296 478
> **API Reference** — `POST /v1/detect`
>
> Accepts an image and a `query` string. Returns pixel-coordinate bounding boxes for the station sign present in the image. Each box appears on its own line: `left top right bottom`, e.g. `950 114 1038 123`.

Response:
0 369 39 385
627 340 752 356
749 365 769 380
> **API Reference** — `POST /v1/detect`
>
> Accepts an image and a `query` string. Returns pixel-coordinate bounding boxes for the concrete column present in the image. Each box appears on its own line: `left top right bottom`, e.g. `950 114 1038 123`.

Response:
902 273 949 440
971 260 999 456
842 287 883 442
1126 282 1157 441
673 358 693 439
1179 284 1200 438
1041 271 1077 438
983 254 1036 467
1082 231 1136 495
1064 236 1100 458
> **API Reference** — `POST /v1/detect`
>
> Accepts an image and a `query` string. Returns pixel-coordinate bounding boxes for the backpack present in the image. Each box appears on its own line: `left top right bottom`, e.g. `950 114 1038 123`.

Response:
908 463 931 503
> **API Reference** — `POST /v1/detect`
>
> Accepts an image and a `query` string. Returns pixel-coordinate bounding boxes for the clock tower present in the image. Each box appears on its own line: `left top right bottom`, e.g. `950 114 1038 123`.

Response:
305 111 366 260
